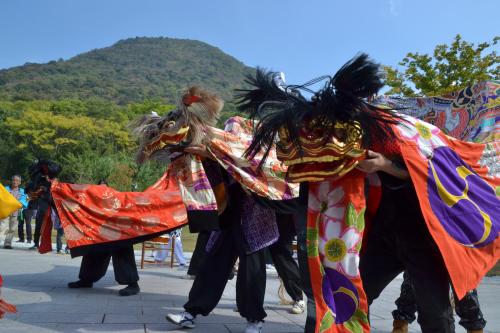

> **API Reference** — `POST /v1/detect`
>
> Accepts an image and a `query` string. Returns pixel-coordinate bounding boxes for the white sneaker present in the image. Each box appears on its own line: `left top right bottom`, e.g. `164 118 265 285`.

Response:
180 274 195 280
290 300 305 314
245 320 263 333
166 311 196 328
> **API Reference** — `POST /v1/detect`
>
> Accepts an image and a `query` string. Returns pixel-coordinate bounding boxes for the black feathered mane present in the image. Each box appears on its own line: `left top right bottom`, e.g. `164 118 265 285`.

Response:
236 53 402 163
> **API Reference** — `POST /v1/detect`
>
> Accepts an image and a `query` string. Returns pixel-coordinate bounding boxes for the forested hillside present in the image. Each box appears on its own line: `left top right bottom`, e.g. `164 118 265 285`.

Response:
0 37 253 103
0 37 253 188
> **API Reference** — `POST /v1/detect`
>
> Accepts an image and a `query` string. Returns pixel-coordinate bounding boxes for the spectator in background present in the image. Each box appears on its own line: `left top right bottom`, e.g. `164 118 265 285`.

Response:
154 228 187 267
19 177 39 244
1 175 27 249
51 197 65 254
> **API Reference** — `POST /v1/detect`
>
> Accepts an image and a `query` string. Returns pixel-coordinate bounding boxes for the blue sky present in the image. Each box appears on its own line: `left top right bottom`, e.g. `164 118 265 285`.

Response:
1 0 498 84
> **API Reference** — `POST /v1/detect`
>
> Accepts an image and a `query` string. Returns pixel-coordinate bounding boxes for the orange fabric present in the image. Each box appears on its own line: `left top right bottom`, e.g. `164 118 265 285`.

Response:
0 300 17 319
394 118 500 299
0 275 17 319
50 174 188 251
308 171 369 332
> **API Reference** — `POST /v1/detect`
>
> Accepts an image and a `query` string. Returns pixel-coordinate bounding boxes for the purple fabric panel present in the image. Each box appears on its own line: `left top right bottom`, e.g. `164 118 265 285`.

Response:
241 194 278 253
205 195 278 254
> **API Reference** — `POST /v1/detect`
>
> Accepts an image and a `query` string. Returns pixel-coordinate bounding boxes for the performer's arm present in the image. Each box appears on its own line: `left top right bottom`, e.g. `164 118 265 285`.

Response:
357 150 409 180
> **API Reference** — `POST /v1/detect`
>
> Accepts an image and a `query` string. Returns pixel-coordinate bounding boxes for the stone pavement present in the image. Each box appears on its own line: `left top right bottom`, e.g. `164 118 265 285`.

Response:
0 246 498 333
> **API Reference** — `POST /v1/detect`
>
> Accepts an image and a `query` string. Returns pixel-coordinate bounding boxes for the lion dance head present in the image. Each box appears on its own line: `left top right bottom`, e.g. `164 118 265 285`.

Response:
133 86 224 163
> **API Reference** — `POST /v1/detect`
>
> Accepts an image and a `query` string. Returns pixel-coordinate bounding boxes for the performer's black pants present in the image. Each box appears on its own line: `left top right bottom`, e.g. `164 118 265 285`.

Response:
392 271 417 323
393 274 486 330
359 185 455 333
453 289 486 330
33 201 48 247
18 209 35 242
290 184 315 333
187 230 210 276
184 188 267 322
79 245 139 285
269 213 303 302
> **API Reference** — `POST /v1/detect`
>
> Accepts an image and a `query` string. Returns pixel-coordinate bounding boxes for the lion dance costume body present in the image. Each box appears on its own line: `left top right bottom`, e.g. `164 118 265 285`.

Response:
238 54 499 332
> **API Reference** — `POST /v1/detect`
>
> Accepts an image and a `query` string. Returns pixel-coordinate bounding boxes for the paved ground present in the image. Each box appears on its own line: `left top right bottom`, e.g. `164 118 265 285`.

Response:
0 244 498 333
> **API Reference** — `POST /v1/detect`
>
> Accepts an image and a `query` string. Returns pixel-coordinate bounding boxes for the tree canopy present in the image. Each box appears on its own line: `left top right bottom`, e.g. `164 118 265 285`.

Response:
384 34 499 96
0 99 173 190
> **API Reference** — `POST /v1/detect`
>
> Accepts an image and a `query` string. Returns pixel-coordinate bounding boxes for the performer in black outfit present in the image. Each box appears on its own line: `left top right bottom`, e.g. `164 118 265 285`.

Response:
269 213 305 314
184 230 210 279
392 272 485 333
27 160 61 250
67 245 140 296
358 151 455 333
67 179 140 296
167 156 284 333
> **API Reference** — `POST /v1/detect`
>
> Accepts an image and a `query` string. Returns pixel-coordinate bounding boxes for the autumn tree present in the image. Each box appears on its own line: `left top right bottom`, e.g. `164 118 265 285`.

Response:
384 34 499 96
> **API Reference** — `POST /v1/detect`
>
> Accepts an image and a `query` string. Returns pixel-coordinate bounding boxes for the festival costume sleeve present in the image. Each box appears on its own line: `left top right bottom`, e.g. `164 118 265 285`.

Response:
208 116 300 201
166 155 220 233
306 170 370 333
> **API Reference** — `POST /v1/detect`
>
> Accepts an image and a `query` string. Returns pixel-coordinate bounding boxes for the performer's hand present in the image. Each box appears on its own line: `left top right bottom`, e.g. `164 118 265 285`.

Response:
184 144 215 160
357 150 409 180
356 150 391 174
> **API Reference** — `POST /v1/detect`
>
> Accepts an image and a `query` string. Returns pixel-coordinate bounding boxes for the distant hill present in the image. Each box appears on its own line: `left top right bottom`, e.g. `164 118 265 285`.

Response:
0 37 254 104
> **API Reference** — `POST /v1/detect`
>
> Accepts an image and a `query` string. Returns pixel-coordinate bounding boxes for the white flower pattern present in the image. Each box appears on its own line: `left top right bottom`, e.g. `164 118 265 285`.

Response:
309 181 363 278
398 116 445 159
320 220 362 278
308 182 345 221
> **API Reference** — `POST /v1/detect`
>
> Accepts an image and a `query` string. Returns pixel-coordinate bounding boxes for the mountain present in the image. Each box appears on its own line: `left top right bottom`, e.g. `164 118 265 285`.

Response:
0 37 254 104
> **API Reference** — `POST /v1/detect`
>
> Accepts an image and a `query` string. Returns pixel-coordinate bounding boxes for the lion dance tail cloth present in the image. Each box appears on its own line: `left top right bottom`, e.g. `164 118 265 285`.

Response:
46 175 188 256
239 57 499 332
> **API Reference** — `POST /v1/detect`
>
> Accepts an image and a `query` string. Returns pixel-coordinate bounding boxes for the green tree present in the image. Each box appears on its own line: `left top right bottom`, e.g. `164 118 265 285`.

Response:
0 99 176 188
384 34 499 96
4 110 133 157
